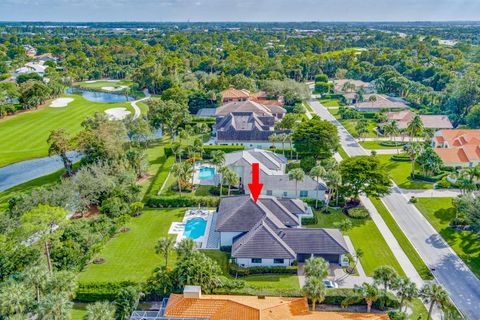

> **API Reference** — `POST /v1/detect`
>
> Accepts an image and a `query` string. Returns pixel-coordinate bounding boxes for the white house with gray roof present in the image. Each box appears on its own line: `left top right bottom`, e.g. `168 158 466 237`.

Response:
224 149 327 201
215 195 349 267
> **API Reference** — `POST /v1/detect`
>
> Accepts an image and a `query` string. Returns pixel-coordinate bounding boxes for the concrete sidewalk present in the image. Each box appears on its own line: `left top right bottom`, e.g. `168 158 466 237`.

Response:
401 188 462 198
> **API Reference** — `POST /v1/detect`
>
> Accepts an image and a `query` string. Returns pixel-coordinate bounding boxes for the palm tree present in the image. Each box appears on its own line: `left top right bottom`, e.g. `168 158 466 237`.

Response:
218 166 229 196
288 168 305 198
269 133 279 151
324 170 342 206
310 165 326 208
224 168 239 196
23 265 48 303
342 282 381 313
278 133 288 155
368 94 377 109
406 114 424 142
406 142 423 178
303 277 326 311
37 293 73 320
176 238 197 259
210 150 225 169
187 146 197 190
372 265 399 293
394 277 418 312
304 257 329 279
383 121 399 154
461 165 480 183
155 237 176 268
86 301 116 320
172 162 185 193
420 284 450 320
0 282 32 317
171 142 183 162
285 133 294 159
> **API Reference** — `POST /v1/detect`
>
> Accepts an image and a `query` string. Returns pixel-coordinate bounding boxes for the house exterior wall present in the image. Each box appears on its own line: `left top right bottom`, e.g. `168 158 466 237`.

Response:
214 140 273 149
258 188 325 201
220 232 242 247
235 258 292 267
443 160 480 168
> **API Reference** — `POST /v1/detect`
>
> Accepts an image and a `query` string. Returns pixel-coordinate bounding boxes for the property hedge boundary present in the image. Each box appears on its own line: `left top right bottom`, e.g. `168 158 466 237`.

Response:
228 263 298 277
75 281 138 302
145 195 220 208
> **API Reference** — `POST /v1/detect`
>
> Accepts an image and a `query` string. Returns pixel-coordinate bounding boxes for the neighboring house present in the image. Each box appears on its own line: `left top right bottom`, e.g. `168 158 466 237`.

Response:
34 53 58 63
332 79 373 94
131 286 388 320
221 87 284 106
224 149 326 200
215 195 349 267
215 100 286 120
433 129 480 168
353 94 409 112
215 112 290 148
23 45 36 57
14 61 47 77
385 110 453 130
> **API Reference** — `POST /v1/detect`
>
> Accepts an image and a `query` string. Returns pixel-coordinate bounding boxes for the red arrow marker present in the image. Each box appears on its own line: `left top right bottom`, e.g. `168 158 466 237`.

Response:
248 163 263 203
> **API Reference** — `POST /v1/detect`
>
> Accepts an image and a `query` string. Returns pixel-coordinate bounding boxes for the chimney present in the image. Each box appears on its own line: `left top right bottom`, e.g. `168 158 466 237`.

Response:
183 286 202 299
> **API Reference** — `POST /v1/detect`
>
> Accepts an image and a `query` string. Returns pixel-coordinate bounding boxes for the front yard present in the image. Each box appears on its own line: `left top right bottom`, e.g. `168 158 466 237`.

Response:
306 208 405 277
376 155 434 189
415 198 480 277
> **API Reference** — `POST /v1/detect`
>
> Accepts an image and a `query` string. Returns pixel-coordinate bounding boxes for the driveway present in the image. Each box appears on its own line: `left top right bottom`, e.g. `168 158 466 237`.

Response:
308 96 480 319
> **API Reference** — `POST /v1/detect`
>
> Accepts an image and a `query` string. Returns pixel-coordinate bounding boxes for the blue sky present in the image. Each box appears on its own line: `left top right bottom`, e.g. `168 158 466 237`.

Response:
1 0 479 22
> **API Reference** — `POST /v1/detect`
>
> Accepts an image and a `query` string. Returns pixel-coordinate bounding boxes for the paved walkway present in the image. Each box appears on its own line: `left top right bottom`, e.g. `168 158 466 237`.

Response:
308 96 479 319
364 148 402 155
400 188 462 198
131 90 150 120
362 137 425 142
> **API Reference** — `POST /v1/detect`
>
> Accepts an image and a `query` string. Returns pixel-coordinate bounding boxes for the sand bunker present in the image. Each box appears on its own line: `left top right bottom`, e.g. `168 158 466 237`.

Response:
105 107 131 120
49 98 74 108
102 85 129 92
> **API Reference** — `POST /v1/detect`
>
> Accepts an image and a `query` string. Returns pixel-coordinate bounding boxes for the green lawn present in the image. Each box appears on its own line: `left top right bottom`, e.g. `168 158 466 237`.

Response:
377 155 434 189
77 208 185 283
307 208 405 276
320 98 341 107
337 146 350 160
415 198 480 277
71 304 87 320
370 198 432 280
359 141 405 150
0 94 134 167
328 108 378 138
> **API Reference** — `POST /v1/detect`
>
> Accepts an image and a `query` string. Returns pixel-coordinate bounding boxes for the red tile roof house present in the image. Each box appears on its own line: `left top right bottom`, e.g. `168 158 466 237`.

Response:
130 286 389 320
386 110 453 130
221 87 284 106
332 79 374 94
433 129 480 168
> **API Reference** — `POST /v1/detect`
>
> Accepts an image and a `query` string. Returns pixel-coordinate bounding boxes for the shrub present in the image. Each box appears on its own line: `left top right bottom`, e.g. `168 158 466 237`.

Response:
412 172 447 183
300 156 316 172
145 195 219 208
346 207 369 219
301 216 318 225
380 141 406 148
228 263 297 277
435 178 451 189
391 154 411 162
75 281 137 302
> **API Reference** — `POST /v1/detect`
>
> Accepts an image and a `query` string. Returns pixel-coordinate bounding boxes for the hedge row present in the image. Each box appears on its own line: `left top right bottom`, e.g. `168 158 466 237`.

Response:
75 281 138 302
145 195 220 208
322 289 400 310
145 155 174 197
412 172 448 183
390 154 411 162
164 144 245 158
228 264 297 277
301 216 318 225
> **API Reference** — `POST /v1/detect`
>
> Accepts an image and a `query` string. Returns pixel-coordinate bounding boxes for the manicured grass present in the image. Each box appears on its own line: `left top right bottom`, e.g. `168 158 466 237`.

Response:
71 304 87 320
415 198 480 277
370 198 433 280
0 94 134 167
408 298 428 319
340 119 378 138
303 101 314 112
320 98 341 107
78 208 185 283
359 141 405 150
337 147 350 160
307 208 405 276
139 142 166 197
376 155 434 189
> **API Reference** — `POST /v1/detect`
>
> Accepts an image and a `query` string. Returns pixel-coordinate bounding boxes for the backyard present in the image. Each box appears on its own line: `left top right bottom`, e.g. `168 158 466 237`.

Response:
306 208 405 276
415 198 480 277
0 94 134 167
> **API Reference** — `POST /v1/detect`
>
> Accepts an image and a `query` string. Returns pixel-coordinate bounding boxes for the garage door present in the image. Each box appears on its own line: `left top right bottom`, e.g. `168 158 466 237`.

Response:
314 254 339 263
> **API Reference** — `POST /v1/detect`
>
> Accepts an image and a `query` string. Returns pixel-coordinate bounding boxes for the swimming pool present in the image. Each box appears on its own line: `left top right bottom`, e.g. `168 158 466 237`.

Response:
184 217 207 239
198 166 215 180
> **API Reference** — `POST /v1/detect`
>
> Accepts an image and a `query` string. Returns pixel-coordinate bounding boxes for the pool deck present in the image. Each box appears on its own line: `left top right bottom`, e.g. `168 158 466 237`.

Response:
168 209 215 249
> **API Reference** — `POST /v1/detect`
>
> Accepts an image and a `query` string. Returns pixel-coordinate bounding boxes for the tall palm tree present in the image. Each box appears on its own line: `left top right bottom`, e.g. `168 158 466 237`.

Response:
285 133 294 159
37 293 73 320
218 166 229 197
269 133 279 151
187 146 197 191
406 142 423 178
407 114 424 142
342 282 381 313
420 284 450 320
0 282 32 317
176 238 197 259
288 168 305 198
23 265 48 303
394 277 418 312
383 121 399 154
461 165 480 183
171 142 183 162
210 150 225 169
325 170 342 206
303 277 326 311
278 133 288 155
304 257 329 279
172 162 191 193
372 265 399 293
309 165 326 208
224 169 239 196
155 237 175 268
86 301 116 320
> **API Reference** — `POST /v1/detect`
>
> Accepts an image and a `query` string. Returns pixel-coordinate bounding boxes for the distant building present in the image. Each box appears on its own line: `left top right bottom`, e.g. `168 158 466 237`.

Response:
14 61 47 77
386 110 453 130
214 112 289 148
433 130 480 168
224 149 326 200
221 87 283 106
353 94 409 112
332 79 374 94
215 195 349 267
215 100 286 120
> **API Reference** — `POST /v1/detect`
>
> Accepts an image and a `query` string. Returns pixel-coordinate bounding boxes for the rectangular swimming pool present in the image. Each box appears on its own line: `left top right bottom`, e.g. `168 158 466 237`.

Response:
198 166 215 181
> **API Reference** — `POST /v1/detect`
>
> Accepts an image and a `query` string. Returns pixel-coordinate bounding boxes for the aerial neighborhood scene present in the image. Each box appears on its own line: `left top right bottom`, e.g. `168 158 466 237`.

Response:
1 1 480 320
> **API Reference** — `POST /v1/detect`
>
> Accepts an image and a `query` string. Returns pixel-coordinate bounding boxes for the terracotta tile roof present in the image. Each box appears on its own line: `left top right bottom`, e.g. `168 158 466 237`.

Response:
386 110 452 129
164 294 389 320
354 94 408 110
435 130 480 147
434 148 470 163
222 87 251 100
333 79 371 93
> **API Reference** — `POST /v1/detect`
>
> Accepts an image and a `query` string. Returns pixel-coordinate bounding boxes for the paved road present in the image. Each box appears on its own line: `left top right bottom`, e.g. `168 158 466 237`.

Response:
131 90 150 120
308 96 480 319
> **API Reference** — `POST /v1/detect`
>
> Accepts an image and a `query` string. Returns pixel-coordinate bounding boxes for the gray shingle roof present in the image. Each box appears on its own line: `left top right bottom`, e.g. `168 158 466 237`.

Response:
276 228 348 255
231 221 296 259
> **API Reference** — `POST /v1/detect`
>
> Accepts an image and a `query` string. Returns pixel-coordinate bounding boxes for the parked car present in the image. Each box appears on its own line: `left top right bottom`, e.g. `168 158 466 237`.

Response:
323 280 339 288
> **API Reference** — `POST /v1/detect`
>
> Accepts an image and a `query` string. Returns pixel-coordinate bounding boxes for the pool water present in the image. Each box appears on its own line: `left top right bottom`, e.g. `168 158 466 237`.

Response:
184 217 207 239
198 166 215 180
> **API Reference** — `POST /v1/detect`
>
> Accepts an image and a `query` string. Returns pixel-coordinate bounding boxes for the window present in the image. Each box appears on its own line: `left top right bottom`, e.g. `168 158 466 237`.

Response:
266 190 273 196
273 258 284 264
251 258 262 264
283 191 288 197
299 190 308 197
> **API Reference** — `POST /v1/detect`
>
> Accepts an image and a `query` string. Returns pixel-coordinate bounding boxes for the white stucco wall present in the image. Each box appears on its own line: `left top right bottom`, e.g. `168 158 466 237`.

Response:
235 258 292 267
220 232 242 247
